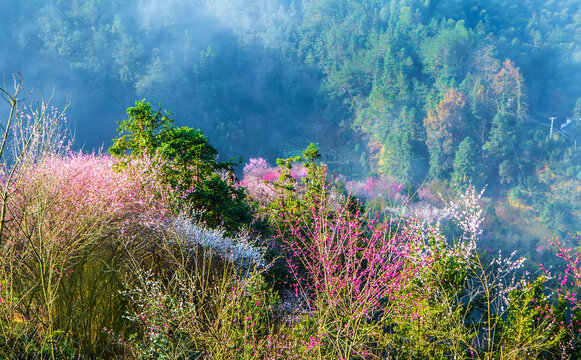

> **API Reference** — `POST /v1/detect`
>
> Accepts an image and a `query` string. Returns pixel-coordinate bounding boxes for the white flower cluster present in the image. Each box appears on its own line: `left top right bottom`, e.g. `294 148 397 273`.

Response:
490 249 528 306
171 214 264 268
443 184 486 241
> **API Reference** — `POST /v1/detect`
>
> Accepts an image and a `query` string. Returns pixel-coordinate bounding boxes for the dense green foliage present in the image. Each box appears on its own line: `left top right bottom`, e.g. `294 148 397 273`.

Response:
3 0 580 192
1 0 576 172
110 100 254 234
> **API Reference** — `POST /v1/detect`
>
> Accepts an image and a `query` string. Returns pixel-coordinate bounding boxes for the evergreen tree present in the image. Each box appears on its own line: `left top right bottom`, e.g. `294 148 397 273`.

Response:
482 112 512 163
451 136 477 190
421 20 479 81
110 100 253 234
379 130 413 181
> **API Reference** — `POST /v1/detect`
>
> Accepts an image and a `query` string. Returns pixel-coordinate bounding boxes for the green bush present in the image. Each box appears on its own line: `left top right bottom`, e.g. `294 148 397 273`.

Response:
110 100 254 235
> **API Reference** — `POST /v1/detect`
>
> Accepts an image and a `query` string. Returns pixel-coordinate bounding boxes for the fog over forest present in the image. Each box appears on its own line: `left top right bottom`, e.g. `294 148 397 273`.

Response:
0 1 573 157
2 0 581 255
1 0 343 163
1 1 580 157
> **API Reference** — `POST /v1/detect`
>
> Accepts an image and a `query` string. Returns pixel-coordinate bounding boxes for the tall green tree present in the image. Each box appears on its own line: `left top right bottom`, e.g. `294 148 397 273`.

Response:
379 130 413 181
482 112 512 163
451 136 478 190
110 100 253 234
109 99 173 159
377 107 423 181
421 20 479 81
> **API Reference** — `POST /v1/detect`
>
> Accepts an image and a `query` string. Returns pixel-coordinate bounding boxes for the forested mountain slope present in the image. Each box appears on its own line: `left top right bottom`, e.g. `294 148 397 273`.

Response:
2 0 581 244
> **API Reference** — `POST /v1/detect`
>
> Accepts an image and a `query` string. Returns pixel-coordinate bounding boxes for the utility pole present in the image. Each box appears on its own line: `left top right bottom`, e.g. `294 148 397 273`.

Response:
549 116 556 140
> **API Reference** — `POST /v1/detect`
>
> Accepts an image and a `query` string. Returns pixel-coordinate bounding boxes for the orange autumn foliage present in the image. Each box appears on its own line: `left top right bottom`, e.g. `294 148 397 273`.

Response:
424 88 467 155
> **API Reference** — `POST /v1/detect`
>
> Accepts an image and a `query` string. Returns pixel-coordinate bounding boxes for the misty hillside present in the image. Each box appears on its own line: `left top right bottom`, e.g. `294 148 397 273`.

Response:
2 0 581 253
3 0 578 164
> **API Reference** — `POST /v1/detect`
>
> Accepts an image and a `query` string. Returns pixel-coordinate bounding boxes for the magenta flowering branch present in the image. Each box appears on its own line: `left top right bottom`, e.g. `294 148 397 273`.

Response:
278 193 428 358
545 234 581 342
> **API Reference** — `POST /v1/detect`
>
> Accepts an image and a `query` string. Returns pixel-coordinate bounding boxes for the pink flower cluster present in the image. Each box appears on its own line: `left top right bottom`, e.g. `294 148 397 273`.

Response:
546 235 581 325
8 152 171 236
241 158 309 204
347 176 409 204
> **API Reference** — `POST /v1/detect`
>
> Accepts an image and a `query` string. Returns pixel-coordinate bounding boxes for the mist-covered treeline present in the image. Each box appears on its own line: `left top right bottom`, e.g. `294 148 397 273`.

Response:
0 0 354 166
2 0 581 246
2 0 580 170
